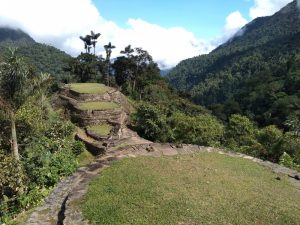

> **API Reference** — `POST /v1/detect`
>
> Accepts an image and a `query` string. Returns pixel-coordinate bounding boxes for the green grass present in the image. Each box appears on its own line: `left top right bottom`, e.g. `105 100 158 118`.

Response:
83 153 300 225
69 83 110 94
87 124 113 136
77 101 120 110
77 149 95 167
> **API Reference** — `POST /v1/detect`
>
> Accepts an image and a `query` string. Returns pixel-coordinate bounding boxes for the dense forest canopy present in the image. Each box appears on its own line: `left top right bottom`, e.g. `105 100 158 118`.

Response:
167 0 300 127
0 27 71 76
1 1 300 222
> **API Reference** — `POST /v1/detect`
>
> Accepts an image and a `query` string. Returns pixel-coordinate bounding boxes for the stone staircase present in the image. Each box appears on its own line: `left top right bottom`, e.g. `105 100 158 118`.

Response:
56 83 151 155
25 83 300 225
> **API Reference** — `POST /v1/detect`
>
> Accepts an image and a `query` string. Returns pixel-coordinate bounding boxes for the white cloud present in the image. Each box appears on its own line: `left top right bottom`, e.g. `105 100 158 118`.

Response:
298 0 300 9
224 11 248 34
106 19 213 69
0 0 214 69
249 0 293 19
0 0 296 69
216 0 295 44
223 11 248 39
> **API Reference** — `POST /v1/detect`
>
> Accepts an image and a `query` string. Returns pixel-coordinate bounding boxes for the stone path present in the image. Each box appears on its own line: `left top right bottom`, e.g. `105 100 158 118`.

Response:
25 143 300 225
27 84 299 224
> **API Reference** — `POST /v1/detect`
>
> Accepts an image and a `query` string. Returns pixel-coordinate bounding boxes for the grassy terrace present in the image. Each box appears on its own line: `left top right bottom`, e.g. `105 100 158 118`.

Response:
87 124 113 136
77 101 120 110
83 153 300 225
69 83 110 94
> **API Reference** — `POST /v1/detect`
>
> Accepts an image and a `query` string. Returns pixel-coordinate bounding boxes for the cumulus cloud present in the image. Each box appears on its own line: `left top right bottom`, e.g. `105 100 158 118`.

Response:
249 0 293 19
224 11 248 34
109 19 213 68
0 0 296 68
0 0 214 69
223 11 248 40
217 0 295 44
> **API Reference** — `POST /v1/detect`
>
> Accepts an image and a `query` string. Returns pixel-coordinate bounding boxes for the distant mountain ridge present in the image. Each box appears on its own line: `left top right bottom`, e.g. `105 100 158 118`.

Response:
0 27 71 76
0 26 35 43
167 0 300 126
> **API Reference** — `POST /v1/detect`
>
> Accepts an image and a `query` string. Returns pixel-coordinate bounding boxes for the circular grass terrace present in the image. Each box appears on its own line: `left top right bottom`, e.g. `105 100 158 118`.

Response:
87 124 113 136
82 153 300 225
69 83 111 94
77 101 120 111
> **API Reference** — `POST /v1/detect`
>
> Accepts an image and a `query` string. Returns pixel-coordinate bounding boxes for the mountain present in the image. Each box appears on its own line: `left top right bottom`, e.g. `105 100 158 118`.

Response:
0 27 71 76
160 68 172 76
0 27 35 43
167 0 300 126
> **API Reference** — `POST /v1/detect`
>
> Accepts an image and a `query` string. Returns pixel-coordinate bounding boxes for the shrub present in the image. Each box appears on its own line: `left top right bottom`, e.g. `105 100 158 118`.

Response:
279 152 300 171
23 136 78 187
257 125 283 161
132 103 170 142
168 112 224 146
225 114 258 149
0 153 26 219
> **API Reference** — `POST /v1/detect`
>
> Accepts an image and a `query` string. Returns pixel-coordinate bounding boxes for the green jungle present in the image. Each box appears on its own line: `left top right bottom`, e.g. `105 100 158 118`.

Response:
0 1 299 224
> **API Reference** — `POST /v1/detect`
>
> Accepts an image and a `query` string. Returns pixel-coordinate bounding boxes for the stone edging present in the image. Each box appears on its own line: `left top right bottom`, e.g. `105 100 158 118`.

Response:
25 143 300 225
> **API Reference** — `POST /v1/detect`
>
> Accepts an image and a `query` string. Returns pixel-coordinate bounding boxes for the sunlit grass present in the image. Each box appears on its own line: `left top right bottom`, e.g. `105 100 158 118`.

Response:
77 149 95 167
69 83 110 94
87 124 113 136
83 153 300 225
77 101 120 110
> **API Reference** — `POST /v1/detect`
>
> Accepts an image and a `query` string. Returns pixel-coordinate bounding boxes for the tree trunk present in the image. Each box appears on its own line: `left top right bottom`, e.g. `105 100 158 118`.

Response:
11 112 19 160
106 63 110 86
133 79 136 92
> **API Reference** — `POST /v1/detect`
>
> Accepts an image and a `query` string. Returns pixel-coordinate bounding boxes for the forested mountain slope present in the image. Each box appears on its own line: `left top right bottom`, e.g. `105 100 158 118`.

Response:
167 0 300 126
0 27 71 76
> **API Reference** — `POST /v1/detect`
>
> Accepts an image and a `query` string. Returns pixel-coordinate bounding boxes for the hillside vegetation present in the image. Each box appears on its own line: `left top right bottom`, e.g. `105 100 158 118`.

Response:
167 0 300 127
0 27 71 76
1 7 300 222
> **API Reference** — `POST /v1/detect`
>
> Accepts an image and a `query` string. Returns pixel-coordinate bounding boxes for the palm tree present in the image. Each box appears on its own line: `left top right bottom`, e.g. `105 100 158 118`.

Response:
104 42 116 86
80 35 92 53
91 30 101 55
0 49 52 160
121 45 134 58
0 50 34 160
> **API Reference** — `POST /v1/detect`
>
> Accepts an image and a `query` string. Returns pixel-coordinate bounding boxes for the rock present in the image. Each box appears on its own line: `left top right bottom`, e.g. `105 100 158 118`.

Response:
146 146 156 152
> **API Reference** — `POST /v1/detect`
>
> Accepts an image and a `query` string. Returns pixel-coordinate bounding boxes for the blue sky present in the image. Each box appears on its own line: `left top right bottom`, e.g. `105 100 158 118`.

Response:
94 0 252 39
0 0 294 68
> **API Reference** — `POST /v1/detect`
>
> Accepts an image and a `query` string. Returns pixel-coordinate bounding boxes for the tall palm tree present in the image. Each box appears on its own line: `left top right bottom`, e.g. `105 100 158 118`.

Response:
80 35 92 53
121 45 134 58
104 42 115 86
0 50 35 160
91 30 101 55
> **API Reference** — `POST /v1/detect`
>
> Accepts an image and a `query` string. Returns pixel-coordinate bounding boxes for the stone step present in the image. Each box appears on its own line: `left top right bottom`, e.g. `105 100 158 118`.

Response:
75 128 106 156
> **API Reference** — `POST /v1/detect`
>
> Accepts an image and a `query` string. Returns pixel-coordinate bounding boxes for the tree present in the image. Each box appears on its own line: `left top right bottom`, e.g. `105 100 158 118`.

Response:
112 56 135 88
113 46 160 97
79 34 92 54
0 50 52 160
90 30 101 55
103 42 115 86
168 112 224 146
65 53 100 82
79 31 101 55
120 45 134 57
0 50 35 160
225 114 258 149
